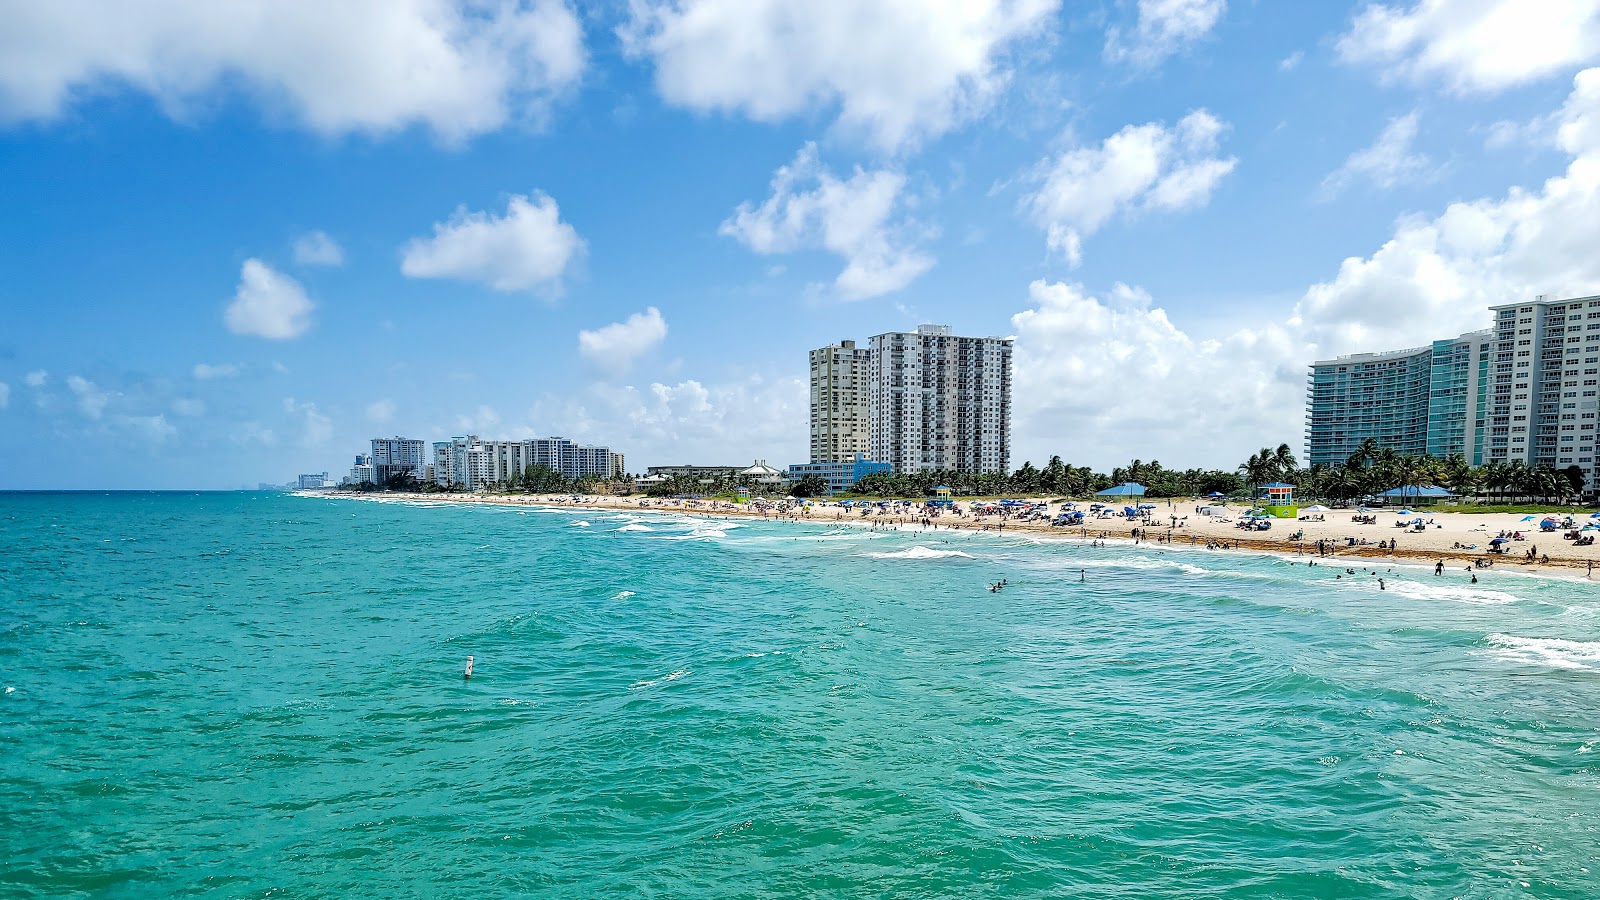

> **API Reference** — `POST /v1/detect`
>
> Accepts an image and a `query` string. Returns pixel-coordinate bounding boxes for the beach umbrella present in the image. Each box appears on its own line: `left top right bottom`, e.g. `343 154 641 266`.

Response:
1396 508 1414 515
1490 537 1509 545
1304 504 1329 511
1521 515 1537 522
1138 503 1156 509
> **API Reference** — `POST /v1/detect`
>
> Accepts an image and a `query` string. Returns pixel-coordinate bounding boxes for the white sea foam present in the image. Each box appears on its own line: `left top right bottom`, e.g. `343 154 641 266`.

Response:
864 546 976 560
630 668 689 689
613 591 635 600
1386 581 1522 606
1484 634 1600 671
573 521 591 528
617 524 653 532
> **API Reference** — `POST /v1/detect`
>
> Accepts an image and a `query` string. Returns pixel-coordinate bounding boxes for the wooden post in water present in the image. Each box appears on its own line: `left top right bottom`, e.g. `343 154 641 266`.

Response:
464 655 474 679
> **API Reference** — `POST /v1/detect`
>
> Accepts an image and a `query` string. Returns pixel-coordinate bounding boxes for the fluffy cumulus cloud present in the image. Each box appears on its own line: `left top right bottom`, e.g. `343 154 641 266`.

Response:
1009 279 1303 467
292 230 344 267
528 372 808 466
1320 111 1434 198
0 0 585 142
721 143 933 299
1104 0 1227 68
1338 0 1600 94
25 370 47 388
578 307 668 374
66 375 109 420
401 190 584 293
283 398 333 447
1293 66 1600 356
367 398 396 424
620 0 1059 151
225 259 314 339
1024 109 1236 265
193 362 242 380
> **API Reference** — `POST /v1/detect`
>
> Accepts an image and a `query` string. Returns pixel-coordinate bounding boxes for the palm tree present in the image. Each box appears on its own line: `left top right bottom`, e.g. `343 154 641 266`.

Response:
1272 443 1298 482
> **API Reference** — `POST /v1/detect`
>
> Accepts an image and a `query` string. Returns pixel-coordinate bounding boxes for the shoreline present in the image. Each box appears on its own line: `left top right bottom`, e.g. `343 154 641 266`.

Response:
297 490 1600 581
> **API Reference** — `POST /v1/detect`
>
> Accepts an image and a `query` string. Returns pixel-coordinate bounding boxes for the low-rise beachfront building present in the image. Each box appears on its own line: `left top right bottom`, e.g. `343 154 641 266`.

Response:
645 464 743 482
1308 293 1600 495
810 339 872 464
786 454 892 495
868 324 1013 475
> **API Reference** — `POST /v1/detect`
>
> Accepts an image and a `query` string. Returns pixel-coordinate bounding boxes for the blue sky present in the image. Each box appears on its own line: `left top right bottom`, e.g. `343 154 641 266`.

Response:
4 0 1600 489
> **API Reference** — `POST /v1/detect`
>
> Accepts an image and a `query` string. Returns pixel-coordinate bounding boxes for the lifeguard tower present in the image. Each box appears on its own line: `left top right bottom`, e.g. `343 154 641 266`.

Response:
930 485 953 507
735 486 750 503
1259 482 1297 518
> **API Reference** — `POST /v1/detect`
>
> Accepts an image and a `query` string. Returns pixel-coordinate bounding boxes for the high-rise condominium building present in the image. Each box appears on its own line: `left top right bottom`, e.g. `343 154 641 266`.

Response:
1306 293 1600 494
1485 296 1600 474
1306 330 1491 468
370 437 428 485
868 324 1012 474
809 339 871 463
432 435 621 490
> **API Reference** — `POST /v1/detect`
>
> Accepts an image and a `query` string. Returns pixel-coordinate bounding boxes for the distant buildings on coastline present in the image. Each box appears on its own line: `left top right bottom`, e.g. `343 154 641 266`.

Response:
343 435 623 489
1308 293 1600 493
324 323 1011 497
798 324 1013 491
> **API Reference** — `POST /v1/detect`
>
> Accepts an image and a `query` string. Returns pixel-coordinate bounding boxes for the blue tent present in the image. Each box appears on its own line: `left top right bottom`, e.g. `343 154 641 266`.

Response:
1376 485 1455 499
1096 482 1148 498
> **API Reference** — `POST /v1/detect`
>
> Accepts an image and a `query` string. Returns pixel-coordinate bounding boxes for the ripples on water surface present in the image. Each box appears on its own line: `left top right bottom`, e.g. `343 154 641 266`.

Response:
2 492 1599 897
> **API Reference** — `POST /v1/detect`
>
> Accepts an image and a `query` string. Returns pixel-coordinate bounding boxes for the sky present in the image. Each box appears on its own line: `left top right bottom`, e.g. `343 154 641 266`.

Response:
5 0 1600 489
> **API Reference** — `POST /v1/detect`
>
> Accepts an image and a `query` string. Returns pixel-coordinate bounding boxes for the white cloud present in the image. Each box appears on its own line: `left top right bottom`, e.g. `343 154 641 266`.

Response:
1280 50 1304 71
25 370 47 388
116 414 177 442
292 230 344 267
283 398 333 447
367 399 396 424
1105 0 1227 68
66 375 108 419
1320 111 1434 197
0 382 8 410
232 422 279 447
193 362 242 380
171 398 206 417
527 372 807 466
620 0 1059 152
401 190 584 293
1010 279 1302 468
721 143 934 299
1023 109 1236 265
225 259 314 340
0 0 586 142
1292 66 1600 356
578 307 668 373
1338 0 1600 94
454 404 502 434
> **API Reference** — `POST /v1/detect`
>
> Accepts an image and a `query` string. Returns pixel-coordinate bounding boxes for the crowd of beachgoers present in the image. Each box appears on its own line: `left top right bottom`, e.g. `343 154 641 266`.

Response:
305 489 1600 577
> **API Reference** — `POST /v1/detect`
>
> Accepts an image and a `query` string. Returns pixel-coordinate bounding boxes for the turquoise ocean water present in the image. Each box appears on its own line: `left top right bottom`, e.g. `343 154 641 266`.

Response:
3 491 1599 898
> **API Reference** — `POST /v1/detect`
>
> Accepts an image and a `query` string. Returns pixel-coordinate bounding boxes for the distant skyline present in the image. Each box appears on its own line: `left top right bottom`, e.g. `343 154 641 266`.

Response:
5 1 1600 488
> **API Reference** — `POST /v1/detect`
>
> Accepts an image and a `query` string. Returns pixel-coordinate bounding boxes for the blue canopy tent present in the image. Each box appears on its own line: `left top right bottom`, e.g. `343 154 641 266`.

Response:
1097 482 1148 499
1376 485 1456 506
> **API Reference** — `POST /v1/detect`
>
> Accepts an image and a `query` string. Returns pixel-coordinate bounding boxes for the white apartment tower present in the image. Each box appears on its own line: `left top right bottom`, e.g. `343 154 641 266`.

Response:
1486 295 1600 486
809 340 872 463
868 324 1013 474
370 436 428 484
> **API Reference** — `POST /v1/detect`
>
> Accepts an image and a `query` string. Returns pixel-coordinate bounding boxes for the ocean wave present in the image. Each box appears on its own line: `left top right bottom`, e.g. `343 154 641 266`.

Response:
572 521 591 528
864 546 975 560
629 668 689 689
616 524 653 532
612 591 635 600
1483 634 1600 671
1386 582 1523 606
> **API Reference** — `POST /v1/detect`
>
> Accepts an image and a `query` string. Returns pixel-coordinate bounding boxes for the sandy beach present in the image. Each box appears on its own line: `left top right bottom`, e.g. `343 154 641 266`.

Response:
302 490 1600 578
